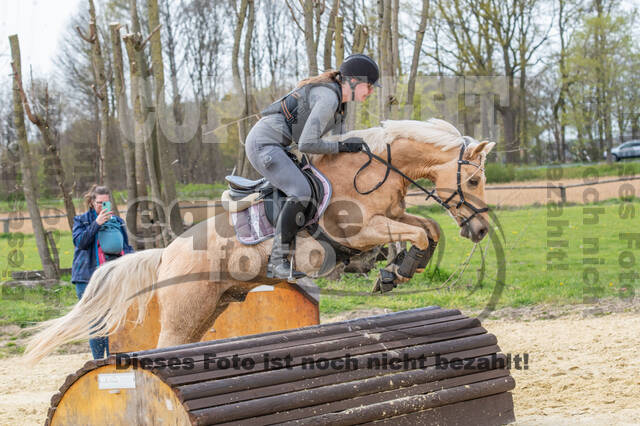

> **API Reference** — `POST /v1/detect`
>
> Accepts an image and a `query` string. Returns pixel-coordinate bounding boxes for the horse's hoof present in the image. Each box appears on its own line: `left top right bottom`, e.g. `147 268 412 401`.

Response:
371 269 398 294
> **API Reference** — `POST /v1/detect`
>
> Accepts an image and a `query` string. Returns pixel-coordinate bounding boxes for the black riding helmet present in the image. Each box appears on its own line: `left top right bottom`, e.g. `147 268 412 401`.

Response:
339 54 382 89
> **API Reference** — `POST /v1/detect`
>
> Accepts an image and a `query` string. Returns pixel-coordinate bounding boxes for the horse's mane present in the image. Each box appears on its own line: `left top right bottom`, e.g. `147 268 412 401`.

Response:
318 119 465 159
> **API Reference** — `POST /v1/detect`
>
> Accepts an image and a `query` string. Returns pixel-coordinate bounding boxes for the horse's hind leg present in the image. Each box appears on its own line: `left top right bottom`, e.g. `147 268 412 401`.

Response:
155 279 234 348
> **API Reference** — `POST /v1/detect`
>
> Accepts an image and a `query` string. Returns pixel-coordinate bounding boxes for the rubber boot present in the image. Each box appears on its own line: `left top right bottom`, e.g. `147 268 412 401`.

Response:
267 198 308 280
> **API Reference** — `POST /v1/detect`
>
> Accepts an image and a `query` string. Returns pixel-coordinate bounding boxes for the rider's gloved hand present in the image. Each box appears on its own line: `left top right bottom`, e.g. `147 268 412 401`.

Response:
338 137 366 153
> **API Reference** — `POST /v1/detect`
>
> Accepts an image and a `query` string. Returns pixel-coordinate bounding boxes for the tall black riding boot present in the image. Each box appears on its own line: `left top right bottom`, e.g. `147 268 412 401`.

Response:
267 198 308 280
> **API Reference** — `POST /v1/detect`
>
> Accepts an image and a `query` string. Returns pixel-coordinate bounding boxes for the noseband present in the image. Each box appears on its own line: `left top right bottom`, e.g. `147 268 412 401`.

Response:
354 138 489 227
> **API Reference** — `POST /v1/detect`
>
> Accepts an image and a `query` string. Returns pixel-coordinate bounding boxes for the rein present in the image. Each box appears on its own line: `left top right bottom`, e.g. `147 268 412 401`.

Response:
353 141 489 227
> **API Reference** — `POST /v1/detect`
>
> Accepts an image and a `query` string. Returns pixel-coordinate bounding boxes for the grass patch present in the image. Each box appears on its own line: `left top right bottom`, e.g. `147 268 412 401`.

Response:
0 232 75 281
318 198 638 313
0 284 77 327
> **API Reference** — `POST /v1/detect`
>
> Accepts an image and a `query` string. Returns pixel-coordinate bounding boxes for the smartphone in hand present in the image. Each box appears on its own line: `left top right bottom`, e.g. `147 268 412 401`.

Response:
102 201 112 213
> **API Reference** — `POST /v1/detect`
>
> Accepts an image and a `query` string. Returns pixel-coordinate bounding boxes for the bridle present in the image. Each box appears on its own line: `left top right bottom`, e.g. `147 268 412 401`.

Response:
353 137 489 228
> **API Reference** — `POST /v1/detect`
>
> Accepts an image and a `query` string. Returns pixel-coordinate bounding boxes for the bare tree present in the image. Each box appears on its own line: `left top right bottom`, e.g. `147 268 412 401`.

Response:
378 0 395 119
9 35 58 279
13 74 76 230
286 0 325 75
335 15 344 65
179 0 226 182
77 0 110 185
427 0 548 163
124 0 170 247
110 22 139 246
147 0 184 236
405 0 429 119
231 0 259 178
323 0 341 70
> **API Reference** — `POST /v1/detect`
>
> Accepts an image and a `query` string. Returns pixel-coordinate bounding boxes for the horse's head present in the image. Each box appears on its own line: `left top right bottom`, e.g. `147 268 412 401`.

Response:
432 136 495 242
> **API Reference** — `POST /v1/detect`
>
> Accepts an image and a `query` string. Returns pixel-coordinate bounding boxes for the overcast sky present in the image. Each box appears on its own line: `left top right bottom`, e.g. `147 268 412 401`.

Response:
0 0 81 76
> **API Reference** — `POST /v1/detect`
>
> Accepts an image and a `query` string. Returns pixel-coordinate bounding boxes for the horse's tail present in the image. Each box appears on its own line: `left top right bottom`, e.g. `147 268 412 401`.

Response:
23 248 164 365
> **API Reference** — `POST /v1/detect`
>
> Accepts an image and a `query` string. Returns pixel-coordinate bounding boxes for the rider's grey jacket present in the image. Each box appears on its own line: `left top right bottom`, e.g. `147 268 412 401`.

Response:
256 85 345 154
244 85 345 200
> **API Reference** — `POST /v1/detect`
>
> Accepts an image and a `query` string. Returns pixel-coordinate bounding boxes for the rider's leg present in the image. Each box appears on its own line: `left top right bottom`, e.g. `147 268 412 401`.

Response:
245 124 313 279
268 196 309 279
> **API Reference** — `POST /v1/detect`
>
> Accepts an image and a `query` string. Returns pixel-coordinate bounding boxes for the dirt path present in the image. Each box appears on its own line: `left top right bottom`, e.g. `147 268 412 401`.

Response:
3 176 639 235
406 176 640 208
1 308 638 425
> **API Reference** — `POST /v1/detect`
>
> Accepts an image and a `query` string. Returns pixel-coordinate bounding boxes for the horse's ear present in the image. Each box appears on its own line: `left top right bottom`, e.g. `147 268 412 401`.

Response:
469 141 487 159
483 141 496 155
469 141 496 159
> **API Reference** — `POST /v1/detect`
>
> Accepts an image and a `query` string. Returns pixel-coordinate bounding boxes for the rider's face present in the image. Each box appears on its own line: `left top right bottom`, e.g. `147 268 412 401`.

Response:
353 82 374 102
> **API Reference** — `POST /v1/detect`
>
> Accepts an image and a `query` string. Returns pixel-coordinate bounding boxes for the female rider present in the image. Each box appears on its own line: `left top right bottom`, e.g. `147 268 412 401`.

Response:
245 54 381 279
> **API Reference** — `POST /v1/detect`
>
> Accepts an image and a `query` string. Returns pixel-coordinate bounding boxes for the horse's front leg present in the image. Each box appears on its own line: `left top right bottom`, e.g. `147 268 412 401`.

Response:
346 215 430 292
396 213 441 242
395 213 441 273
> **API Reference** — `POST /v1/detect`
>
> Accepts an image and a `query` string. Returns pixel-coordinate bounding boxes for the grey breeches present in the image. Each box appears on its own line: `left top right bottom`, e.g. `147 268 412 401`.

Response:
245 120 312 201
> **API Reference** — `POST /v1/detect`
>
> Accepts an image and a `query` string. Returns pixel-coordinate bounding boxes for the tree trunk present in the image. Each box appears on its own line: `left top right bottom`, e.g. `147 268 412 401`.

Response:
405 0 429 119
231 0 254 178
130 1 152 248
13 72 76 230
161 0 186 184
323 0 340 70
124 0 169 247
9 34 58 280
110 23 139 247
302 0 319 75
239 0 258 178
518 4 528 164
352 24 369 53
499 106 518 164
147 0 184 237
345 25 368 132
335 15 344 65
86 0 110 187
378 0 394 120
391 0 401 77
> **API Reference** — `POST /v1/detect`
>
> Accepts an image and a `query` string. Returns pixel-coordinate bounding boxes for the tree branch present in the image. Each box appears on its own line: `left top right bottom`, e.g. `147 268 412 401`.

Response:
91 82 107 100
140 23 162 49
10 61 41 126
76 25 95 43
284 0 305 33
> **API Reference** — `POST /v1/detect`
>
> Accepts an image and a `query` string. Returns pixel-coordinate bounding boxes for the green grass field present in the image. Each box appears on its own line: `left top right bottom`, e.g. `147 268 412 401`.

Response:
317 198 637 314
1 198 637 326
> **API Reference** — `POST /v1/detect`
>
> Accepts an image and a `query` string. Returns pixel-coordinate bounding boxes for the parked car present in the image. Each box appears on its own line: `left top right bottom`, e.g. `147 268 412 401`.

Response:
607 140 640 161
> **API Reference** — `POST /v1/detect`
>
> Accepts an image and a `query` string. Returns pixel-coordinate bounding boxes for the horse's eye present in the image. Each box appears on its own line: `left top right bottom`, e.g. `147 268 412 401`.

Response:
469 179 479 187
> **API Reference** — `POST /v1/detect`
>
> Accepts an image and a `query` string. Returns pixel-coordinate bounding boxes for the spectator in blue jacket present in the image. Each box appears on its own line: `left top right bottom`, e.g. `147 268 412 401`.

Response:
71 185 133 359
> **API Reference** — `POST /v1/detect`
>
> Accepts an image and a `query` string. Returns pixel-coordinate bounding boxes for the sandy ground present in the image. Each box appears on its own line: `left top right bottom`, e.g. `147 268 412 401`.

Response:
1 305 639 425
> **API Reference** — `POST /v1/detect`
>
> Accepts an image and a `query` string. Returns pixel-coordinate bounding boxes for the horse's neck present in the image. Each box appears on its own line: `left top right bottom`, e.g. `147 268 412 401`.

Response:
313 140 454 208
387 138 456 182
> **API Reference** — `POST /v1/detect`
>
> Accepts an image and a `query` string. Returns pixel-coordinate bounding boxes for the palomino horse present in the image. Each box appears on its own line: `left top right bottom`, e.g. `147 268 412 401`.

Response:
24 118 495 363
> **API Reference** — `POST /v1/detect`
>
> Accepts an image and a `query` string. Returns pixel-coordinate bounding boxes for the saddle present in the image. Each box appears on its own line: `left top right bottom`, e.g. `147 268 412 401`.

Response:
221 154 360 275
222 154 327 231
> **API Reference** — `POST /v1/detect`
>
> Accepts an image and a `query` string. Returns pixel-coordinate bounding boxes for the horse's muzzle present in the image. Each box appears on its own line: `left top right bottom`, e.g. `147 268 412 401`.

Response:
460 218 488 243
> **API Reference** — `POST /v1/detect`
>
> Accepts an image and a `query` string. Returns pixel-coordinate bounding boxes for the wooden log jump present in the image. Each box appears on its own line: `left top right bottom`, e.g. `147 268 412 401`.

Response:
47 307 516 425
109 280 320 353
